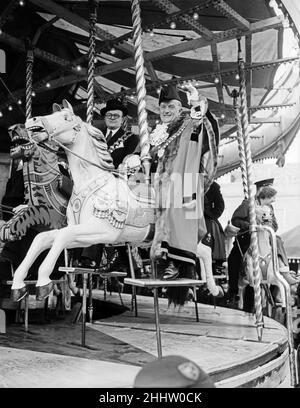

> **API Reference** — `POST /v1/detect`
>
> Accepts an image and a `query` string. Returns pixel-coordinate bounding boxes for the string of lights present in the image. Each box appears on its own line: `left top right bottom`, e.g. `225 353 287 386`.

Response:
0 0 299 120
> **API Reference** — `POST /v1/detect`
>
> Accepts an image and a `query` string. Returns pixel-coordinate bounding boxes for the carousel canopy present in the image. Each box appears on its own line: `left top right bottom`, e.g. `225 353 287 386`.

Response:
281 225 300 261
0 0 299 176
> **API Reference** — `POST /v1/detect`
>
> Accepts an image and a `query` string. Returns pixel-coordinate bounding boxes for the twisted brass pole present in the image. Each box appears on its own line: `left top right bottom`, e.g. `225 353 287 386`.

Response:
25 48 34 120
232 89 249 199
237 38 264 340
131 0 151 183
87 0 97 124
87 1 98 324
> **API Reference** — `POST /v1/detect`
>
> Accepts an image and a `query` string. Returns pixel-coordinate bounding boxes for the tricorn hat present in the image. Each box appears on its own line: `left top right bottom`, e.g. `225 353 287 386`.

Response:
133 355 215 388
100 98 128 117
158 84 182 105
254 178 274 190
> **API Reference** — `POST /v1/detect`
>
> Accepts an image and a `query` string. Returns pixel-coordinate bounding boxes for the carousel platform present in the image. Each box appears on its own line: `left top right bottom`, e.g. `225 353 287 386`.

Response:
0 290 290 388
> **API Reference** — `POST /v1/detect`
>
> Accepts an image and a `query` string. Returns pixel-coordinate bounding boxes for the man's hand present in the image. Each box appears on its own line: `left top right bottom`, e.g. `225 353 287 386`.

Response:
182 83 199 104
118 154 141 174
12 204 28 213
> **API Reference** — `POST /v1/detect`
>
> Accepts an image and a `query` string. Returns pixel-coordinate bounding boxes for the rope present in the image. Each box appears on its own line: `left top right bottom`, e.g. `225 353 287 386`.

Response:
87 1 97 124
26 49 34 120
131 0 151 183
237 38 264 340
233 90 248 199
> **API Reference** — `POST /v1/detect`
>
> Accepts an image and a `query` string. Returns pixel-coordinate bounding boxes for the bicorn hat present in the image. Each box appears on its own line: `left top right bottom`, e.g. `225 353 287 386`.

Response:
254 178 274 190
133 355 215 388
100 98 128 117
158 84 182 105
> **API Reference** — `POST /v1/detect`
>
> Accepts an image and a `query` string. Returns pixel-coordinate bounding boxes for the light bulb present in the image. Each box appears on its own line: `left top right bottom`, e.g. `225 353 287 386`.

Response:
170 21 176 29
46 82 51 88
149 30 154 37
31 91 36 97
17 99 22 105
235 73 240 80
76 65 82 71
193 12 199 20
110 47 116 55
8 105 13 111
214 77 220 84
221 113 226 119
19 0 25 6
0 111 3 117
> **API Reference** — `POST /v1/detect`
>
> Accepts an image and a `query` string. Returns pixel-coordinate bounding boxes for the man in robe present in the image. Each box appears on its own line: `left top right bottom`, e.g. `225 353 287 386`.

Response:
149 83 219 304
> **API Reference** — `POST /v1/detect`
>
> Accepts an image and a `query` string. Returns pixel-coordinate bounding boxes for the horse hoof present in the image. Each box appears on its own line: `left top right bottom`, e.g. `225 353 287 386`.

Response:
11 286 28 302
36 282 54 301
215 286 224 298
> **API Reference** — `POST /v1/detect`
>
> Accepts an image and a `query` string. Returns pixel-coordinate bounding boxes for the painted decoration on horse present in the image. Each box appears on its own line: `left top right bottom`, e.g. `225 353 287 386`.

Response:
0 124 69 242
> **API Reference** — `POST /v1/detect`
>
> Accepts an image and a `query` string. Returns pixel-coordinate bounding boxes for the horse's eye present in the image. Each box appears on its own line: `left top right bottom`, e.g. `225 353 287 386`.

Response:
64 114 72 122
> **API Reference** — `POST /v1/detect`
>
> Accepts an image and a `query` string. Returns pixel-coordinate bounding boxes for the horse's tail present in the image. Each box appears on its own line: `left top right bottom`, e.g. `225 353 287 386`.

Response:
166 263 194 306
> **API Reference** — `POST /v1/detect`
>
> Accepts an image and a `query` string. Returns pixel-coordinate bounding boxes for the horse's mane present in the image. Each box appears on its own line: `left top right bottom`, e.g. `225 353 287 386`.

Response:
83 123 115 171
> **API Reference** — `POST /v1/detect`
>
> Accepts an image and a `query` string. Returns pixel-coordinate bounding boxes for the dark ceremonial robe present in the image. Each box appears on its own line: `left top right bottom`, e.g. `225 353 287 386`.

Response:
150 111 219 265
202 181 226 261
104 126 139 169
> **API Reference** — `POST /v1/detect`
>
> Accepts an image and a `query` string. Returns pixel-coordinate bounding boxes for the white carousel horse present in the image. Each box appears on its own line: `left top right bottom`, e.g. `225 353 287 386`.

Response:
11 100 221 301
237 205 286 310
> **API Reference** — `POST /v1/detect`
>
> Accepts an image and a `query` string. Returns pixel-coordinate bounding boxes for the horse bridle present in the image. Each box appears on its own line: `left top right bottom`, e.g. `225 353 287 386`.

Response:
36 113 123 177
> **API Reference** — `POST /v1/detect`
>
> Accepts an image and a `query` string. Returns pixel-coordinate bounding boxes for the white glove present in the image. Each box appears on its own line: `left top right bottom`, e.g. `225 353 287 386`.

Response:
182 83 199 105
123 154 141 169
13 204 28 213
118 154 141 174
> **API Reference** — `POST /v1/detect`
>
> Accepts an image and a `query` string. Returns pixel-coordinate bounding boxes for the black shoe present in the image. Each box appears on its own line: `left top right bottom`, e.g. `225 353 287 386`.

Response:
226 295 240 309
36 281 54 301
11 286 28 302
161 262 179 280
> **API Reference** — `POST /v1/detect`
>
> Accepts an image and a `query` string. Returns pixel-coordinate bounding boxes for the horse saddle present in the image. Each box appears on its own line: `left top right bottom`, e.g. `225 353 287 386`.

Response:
126 181 155 228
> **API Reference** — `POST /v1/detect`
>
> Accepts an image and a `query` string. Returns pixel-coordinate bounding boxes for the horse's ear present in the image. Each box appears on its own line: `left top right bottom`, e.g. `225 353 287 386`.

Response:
52 103 61 112
62 100 74 113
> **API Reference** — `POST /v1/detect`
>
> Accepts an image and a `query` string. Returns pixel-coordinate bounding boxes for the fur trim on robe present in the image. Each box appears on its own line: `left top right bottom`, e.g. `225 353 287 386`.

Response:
150 113 219 265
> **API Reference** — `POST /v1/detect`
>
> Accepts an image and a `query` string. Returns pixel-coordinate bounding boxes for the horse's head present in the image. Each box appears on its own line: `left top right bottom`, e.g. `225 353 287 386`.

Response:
8 123 36 160
25 100 82 147
256 205 272 225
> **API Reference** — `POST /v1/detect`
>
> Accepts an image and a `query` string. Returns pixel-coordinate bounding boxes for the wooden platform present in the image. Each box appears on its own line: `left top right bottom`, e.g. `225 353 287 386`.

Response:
0 290 290 388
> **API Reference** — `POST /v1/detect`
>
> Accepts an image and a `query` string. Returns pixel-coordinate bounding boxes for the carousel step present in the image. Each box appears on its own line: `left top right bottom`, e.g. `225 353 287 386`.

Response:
212 274 227 280
124 278 205 288
58 266 98 275
100 271 127 278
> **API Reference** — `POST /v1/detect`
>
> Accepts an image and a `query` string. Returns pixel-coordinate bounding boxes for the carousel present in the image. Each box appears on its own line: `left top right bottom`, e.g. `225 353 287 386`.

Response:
0 0 299 389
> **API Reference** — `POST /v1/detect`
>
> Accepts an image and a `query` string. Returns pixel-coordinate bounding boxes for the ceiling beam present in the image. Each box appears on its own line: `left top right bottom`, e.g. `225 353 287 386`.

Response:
245 35 252 109
28 0 135 55
0 31 87 75
211 43 225 112
90 16 284 80
151 0 214 40
225 117 281 124
212 0 250 30
0 0 19 29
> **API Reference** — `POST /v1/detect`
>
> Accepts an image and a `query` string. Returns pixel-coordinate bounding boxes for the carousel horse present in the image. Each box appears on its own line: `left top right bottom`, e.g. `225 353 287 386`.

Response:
0 124 69 242
10 100 221 302
237 205 286 310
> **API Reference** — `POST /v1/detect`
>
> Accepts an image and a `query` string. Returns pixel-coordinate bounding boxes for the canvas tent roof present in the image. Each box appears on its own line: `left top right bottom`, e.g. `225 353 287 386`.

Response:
0 0 299 176
281 225 300 261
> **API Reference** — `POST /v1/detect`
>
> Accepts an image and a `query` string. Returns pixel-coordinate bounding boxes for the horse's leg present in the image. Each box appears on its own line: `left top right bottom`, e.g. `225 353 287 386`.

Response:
11 230 58 289
36 223 120 288
237 286 244 310
197 242 223 297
